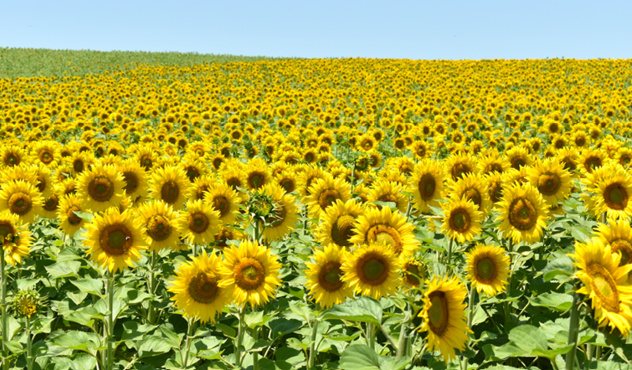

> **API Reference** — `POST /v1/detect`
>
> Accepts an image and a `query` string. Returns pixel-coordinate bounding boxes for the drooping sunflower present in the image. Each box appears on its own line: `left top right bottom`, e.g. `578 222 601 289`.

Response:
213 225 244 250
441 197 483 244
0 211 32 265
570 239 632 335
168 251 234 323
77 163 125 213
350 206 420 258
410 159 445 213
496 183 549 244
117 159 149 203
401 257 428 288
57 194 87 236
177 200 222 245
205 183 241 226
418 275 471 364
485 172 505 204
448 173 491 217
259 183 299 242
465 244 510 297
304 244 353 308
305 176 352 219
83 207 147 273
528 158 573 206
149 165 189 211
596 220 632 269
219 240 282 307
0 180 44 224
41 191 60 219
135 200 181 252
317 199 365 249
367 180 408 213
341 242 400 300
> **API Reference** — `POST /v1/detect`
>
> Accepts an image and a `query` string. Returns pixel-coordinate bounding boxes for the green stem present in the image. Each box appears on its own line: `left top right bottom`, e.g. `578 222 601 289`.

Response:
461 287 476 370
235 306 245 367
404 195 413 221
147 250 157 325
565 292 582 370
182 318 194 369
106 271 115 370
446 238 454 276
308 318 319 369
0 246 7 370
253 326 260 370
26 316 32 370
396 311 411 361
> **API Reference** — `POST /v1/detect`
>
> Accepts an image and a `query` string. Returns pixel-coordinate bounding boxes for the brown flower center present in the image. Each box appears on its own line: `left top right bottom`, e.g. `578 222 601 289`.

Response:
99 224 133 256
146 215 172 241
161 181 180 204
188 271 220 304
8 193 32 216
88 176 115 202
234 258 265 291
317 261 344 292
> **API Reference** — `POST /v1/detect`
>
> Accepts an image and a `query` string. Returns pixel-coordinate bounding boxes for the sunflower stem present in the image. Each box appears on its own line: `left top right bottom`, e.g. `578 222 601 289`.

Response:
182 318 194 369
252 326 260 370
26 316 32 370
106 271 115 370
396 310 411 361
565 292 582 370
147 250 157 325
446 238 454 276
0 245 7 370
404 195 413 221
235 306 245 367
308 317 319 369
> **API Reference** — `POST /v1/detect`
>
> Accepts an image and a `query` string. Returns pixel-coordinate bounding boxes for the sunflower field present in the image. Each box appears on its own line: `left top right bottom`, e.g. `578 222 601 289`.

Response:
1 51 632 370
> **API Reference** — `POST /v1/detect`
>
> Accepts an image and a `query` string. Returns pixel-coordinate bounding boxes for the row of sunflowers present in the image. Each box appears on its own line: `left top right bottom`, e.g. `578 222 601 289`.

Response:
1 58 632 370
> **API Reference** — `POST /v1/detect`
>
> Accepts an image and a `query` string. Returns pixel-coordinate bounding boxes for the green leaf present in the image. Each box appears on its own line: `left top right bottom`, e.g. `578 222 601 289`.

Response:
48 330 98 353
492 325 551 359
71 279 104 296
73 211 93 222
69 353 98 370
64 306 100 327
216 323 236 339
245 311 272 329
268 318 303 339
138 336 172 358
121 321 157 341
322 297 383 325
529 292 573 311
339 344 381 370
126 289 153 304
46 261 81 278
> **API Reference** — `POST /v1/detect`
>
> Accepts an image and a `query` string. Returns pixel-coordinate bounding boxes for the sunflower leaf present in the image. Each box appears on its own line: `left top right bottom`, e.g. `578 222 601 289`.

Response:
322 297 382 326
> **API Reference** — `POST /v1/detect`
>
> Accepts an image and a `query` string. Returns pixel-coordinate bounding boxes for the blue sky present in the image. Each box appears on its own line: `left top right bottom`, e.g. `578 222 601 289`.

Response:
2 0 631 59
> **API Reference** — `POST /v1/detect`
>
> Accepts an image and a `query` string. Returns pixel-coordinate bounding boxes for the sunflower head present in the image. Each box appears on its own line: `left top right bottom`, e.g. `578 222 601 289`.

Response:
11 289 45 319
304 244 353 308
341 242 400 300
465 244 510 296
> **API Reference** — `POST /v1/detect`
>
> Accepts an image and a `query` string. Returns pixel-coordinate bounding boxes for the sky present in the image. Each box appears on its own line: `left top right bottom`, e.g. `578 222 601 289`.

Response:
2 0 632 60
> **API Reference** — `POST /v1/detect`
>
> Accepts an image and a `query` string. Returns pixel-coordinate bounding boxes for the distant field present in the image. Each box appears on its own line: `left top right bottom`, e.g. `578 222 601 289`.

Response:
0 47 290 78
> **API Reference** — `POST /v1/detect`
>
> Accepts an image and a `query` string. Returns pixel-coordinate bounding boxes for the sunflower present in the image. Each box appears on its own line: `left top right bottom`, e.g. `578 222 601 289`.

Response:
580 148 608 175
350 206 419 258
401 257 428 288
410 159 446 213
275 172 298 194
1 145 26 167
259 183 299 242
136 200 181 252
31 163 54 199
0 211 31 265
304 244 353 308
317 199 365 249
570 239 632 335
448 173 491 217
505 146 533 170
496 183 549 244
305 176 352 219
367 180 408 213
221 166 246 192
118 159 149 203
485 172 505 204
205 183 241 225
478 154 509 175
584 164 632 220
177 200 222 245
445 153 476 181
136 145 157 170
528 158 573 206
213 225 244 250
41 191 60 219
465 244 510 296
418 275 471 364
1 164 38 188
441 197 483 244
297 165 326 197
77 163 125 213
149 165 189 210
83 207 147 273
341 242 400 300
244 158 271 191
30 141 59 167
596 220 632 268
168 251 233 323
219 240 282 307
58 194 87 236
0 180 44 224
